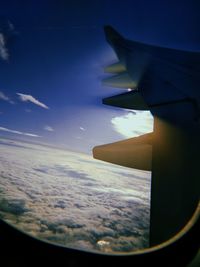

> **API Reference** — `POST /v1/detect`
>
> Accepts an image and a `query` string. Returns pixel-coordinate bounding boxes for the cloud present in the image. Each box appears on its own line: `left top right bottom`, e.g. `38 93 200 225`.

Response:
44 125 54 132
80 127 86 131
17 93 49 109
111 110 153 138
0 19 17 61
0 91 14 104
25 109 32 113
7 21 15 32
0 139 150 253
0 198 29 215
0 33 9 61
0 126 41 137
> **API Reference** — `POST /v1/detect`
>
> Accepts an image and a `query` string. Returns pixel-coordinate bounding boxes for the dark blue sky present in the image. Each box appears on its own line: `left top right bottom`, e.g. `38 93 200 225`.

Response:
0 0 199 153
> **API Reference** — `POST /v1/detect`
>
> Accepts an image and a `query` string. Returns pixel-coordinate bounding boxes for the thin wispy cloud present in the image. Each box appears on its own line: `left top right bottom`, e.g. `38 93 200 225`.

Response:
8 20 15 32
0 91 14 104
17 93 49 109
0 33 9 61
0 126 41 137
80 126 86 131
44 125 54 132
0 19 17 61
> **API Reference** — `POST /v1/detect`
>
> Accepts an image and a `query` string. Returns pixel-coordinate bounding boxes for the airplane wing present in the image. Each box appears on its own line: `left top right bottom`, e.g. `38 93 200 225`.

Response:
93 26 200 246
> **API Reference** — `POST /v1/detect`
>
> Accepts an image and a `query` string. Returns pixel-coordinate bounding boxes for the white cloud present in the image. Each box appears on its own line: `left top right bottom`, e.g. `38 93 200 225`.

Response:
0 33 9 61
44 125 54 132
80 127 86 131
0 139 150 252
17 93 49 109
0 126 41 137
0 91 14 104
111 110 153 138
25 109 32 113
8 21 15 31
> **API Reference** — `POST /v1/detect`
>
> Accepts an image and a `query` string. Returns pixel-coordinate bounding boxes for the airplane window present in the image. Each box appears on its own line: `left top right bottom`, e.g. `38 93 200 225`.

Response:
0 2 199 262
0 2 155 254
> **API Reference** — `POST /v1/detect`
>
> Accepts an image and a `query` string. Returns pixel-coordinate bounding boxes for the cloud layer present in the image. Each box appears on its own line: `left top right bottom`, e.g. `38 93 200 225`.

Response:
17 93 49 109
0 138 151 253
0 126 40 137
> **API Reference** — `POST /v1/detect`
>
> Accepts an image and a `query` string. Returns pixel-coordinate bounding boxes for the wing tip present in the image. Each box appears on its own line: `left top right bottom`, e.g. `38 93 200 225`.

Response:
104 25 124 42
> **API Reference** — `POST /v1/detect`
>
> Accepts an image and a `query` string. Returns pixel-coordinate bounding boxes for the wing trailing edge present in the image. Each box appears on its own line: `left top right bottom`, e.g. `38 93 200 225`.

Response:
103 90 149 110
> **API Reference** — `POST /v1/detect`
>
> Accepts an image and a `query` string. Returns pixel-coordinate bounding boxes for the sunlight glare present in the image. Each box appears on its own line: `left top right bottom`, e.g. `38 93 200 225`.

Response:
111 110 153 138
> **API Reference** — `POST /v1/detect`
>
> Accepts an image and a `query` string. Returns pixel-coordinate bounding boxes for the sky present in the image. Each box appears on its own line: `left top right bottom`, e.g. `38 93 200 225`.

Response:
0 0 199 154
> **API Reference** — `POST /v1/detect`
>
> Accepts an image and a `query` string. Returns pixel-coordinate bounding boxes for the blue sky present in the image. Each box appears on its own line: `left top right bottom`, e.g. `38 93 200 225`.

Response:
0 0 199 153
